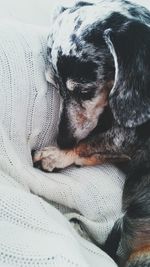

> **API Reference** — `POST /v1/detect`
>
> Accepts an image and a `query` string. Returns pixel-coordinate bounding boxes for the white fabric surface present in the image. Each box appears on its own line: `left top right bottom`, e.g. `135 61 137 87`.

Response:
0 18 126 266
0 0 78 27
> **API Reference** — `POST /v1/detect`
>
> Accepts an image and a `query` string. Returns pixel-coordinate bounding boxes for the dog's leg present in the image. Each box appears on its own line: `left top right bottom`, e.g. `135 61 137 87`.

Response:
104 156 150 267
121 171 150 267
33 145 129 172
33 125 132 172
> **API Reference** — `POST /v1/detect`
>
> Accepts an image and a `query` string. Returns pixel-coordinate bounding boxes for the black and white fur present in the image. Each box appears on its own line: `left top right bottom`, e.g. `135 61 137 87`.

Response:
33 1 150 266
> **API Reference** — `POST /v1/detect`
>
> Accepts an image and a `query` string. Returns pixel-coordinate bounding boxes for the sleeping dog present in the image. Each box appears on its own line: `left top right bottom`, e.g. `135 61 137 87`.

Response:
33 0 150 266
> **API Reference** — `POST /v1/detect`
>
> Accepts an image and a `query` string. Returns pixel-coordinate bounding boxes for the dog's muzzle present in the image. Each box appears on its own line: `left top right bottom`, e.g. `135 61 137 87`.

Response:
56 103 78 149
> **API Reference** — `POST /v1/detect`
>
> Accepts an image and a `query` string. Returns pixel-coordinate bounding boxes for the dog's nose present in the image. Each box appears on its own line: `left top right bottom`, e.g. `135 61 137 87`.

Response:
57 133 77 149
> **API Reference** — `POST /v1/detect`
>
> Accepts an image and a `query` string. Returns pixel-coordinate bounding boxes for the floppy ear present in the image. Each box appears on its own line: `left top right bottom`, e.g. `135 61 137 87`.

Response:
104 21 150 128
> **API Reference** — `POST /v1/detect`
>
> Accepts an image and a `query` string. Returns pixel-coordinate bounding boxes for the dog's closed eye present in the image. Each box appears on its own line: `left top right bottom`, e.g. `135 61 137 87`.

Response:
69 85 96 101
79 87 96 100
66 79 96 100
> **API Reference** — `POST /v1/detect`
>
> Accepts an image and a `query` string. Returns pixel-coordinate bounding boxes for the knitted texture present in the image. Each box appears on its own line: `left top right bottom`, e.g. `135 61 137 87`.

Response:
0 20 125 266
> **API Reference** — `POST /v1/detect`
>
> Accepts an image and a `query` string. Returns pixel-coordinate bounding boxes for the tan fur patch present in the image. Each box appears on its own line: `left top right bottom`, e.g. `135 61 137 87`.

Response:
128 245 150 262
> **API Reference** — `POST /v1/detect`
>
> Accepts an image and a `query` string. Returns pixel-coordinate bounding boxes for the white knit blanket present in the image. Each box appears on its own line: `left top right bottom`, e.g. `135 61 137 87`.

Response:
0 20 125 267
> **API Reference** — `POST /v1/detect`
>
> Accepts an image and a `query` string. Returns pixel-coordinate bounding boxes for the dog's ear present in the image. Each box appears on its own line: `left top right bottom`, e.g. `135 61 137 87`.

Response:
104 21 150 127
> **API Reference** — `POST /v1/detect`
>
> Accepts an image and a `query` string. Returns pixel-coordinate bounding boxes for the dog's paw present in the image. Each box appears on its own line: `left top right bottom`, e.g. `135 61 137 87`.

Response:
32 146 76 172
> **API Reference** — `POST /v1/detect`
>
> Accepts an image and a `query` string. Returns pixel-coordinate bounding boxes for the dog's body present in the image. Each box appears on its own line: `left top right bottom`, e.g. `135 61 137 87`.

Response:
33 1 150 266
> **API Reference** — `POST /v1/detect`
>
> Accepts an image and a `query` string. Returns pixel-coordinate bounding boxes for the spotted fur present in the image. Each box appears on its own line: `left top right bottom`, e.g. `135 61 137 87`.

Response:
34 1 150 266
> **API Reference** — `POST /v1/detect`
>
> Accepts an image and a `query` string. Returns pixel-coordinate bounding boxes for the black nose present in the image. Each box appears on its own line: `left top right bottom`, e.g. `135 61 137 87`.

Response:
57 100 79 149
57 133 77 149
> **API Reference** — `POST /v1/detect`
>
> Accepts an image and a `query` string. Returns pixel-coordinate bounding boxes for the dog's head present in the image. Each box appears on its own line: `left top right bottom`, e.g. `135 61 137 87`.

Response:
46 0 150 148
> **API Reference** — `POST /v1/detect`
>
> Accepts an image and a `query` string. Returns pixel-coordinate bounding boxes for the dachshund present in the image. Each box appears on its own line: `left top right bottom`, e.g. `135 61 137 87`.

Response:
33 1 150 266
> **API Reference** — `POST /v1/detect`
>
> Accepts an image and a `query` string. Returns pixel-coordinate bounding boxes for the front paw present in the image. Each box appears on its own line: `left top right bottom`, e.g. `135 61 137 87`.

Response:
32 146 76 172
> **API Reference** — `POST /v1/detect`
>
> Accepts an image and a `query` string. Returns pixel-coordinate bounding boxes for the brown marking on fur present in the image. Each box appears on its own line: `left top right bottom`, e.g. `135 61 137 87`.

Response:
96 90 108 108
76 112 87 125
75 152 129 166
94 84 112 110
96 81 114 108
128 245 150 263
62 146 106 166
107 80 114 91
68 143 130 167
75 154 105 166
75 90 109 126
75 143 88 156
